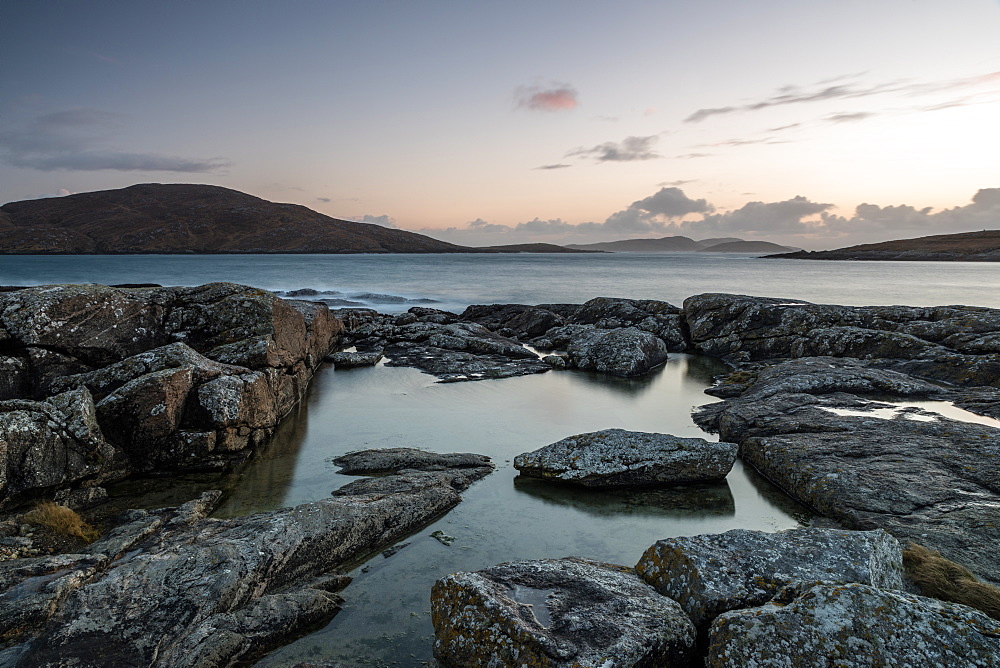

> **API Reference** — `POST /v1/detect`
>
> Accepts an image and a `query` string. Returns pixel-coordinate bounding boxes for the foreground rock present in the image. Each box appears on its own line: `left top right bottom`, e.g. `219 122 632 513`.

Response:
431 557 696 667
695 357 1000 585
332 448 492 475
708 583 1000 666
543 325 669 376
514 429 736 488
0 283 342 507
1 451 492 667
636 528 904 631
684 293 1000 386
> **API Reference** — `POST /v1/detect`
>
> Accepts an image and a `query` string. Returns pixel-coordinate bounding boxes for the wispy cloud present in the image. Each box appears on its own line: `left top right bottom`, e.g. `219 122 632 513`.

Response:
317 197 332 203
516 83 579 111
675 153 712 159
0 108 230 173
355 214 397 228
659 179 697 187
826 112 876 123
684 70 1000 123
567 135 660 162
535 163 572 170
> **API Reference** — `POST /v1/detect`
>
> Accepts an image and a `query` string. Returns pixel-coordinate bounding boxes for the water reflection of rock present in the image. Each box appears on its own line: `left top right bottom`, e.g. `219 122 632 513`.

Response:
512 475 735 519
570 353 730 398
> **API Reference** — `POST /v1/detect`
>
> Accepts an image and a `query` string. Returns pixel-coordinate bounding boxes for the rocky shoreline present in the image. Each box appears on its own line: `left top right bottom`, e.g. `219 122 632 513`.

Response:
2 284 1000 665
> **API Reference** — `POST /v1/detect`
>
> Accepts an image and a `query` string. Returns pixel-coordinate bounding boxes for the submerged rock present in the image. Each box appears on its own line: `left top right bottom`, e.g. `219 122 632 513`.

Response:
707 583 1000 667
514 429 736 488
431 557 696 667
635 528 904 631
331 448 492 475
325 350 383 368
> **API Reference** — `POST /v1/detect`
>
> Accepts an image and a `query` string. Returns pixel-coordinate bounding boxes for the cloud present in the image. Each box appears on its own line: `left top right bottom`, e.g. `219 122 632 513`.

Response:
659 179 696 187
316 197 332 203
568 135 660 162
684 196 832 235
675 153 712 159
684 70 1000 123
826 112 876 123
356 214 397 228
516 84 578 112
0 108 231 173
535 163 572 170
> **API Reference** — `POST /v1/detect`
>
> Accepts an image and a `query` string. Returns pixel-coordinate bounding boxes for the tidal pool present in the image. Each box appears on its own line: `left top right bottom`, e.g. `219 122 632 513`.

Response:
198 355 813 666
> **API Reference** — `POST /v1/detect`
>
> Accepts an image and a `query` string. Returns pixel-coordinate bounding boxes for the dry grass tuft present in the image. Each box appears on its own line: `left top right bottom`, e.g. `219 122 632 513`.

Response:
22 502 99 543
903 543 1000 620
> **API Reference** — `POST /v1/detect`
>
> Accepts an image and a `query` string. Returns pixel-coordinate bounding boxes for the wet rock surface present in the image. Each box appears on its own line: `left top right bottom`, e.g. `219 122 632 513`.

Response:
2 449 492 667
635 527 904 630
0 283 342 506
696 356 1000 586
707 582 1000 667
331 448 493 475
684 293 1000 386
514 429 737 488
431 557 696 668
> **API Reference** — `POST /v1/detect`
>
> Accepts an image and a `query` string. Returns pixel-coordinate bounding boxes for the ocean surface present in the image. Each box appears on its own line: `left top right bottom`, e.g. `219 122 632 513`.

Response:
5 253 998 665
2 251 999 311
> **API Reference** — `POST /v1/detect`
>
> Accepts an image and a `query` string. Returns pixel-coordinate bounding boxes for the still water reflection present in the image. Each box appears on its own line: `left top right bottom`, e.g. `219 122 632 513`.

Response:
222 356 813 666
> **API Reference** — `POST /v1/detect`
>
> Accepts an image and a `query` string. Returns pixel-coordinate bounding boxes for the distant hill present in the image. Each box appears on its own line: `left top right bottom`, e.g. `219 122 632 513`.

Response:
473 243 600 253
566 235 796 253
565 236 703 252
766 230 1000 261
698 240 800 253
0 184 578 255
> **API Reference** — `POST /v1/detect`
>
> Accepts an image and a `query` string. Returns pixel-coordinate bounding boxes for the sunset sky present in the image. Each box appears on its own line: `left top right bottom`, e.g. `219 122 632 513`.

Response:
2 0 998 249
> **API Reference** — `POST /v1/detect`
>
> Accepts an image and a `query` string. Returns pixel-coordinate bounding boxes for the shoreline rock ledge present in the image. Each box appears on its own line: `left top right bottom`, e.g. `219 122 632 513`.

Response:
514 429 737 487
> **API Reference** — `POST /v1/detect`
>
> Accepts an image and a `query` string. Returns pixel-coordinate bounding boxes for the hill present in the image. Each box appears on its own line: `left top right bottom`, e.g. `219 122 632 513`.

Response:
766 230 1000 261
698 240 799 253
0 184 469 254
474 243 600 253
565 236 703 252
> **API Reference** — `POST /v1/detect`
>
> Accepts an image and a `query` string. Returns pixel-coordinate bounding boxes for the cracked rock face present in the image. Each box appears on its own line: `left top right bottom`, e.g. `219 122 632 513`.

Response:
514 429 737 488
431 557 696 668
707 583 1000 667
683 293 1000 386
695 356 1000 586
635 528 904 631
0 283 343 505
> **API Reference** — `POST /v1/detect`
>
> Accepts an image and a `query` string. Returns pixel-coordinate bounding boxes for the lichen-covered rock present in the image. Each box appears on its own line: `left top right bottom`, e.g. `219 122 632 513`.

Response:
683 293 1000 386
570 297 687 352
0 356 28 400
461 303 570 339
0 389 116 508
514 429 736 488
707 583 1000 667
431 557 696 667
326 350 383 368
636 528 904 631
548 326 669 376
331 448 492 475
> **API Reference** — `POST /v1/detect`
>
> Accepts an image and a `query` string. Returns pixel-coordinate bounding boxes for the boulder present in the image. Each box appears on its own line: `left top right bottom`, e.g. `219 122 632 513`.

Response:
514 429 737 488
570 297 687 352
431 557 696 667
460 303 569 339
707 583 1000 667
635 528 904 631
546 326 669 376
331 448 492 475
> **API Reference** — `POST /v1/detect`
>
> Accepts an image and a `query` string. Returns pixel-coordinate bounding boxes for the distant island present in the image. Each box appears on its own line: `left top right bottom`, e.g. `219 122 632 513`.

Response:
766 230 1000 261
0 184 595 255
566 236 799 253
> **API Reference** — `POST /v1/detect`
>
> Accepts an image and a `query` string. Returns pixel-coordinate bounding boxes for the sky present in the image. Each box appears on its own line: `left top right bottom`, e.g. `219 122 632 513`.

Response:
1 0 998 250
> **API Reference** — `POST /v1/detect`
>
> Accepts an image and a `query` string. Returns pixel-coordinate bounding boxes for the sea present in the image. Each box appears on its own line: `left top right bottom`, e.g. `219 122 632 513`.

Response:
3 252 998 666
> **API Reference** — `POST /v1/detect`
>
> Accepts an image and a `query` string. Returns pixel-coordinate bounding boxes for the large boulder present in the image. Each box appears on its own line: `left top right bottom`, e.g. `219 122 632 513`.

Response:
544 325 669 376
683 293 1000 386
431 557 696 667
635 528 904 631
460 303 570 339
707 583 1000 667
514 429 737 488
570 297 687 352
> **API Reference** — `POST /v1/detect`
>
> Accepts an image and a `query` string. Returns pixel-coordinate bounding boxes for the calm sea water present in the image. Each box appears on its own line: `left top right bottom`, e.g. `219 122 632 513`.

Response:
8 253 998 665
2 252 999 311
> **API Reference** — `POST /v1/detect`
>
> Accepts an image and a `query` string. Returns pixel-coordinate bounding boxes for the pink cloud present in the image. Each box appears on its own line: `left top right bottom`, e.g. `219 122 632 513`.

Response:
517 84 578 112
